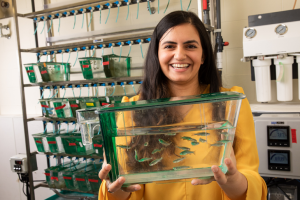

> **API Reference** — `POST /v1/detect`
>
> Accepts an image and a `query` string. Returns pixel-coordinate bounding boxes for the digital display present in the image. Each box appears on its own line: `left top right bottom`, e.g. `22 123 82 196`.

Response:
15 160 22 165
269 128 288 140
270 153 288 164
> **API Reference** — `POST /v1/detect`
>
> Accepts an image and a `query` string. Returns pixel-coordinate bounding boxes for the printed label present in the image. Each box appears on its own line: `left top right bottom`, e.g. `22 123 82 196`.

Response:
271 121 285 125
36 141 42 144
94 144 102 148
48 141 56 144
70 104 79 108
75 178 85 182
79 142 83 147
95 149 99 154
291 129 297 143
51 177 58 181
106 96 110 103
88 179 99 183
103 61 109 65
27 70 34 73
86 103 94 107
44 173 50 176
41 104 49 108
76 100 80 104
82 65 90 68
101 103 109 106
41 70 47 74
63 177 72 180
69 143 76 146
55 104 66 110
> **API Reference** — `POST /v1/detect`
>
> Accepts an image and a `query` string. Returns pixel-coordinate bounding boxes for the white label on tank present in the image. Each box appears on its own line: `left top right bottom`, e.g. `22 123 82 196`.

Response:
95 149 98 154
79 142 83 147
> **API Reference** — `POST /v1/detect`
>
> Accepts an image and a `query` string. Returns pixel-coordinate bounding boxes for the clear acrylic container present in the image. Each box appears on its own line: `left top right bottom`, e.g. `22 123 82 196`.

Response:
39 99 54 117
24 63 43 83
32 133 49 152
50 98 81 118
102 54 131 78
60 132 94 155
92 134 103 156
79 97 101 109
46 133 65 153
79 57 105 79
45 161 75 188
38 62 70 82
96 92 245 186
74 166 96 192
86 167 103 192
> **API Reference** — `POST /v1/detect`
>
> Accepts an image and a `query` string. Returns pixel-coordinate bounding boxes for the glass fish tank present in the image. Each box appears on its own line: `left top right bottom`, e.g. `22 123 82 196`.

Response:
24 63 43 83
96 92 245 186
38 62 70 82
102 54 131 78
79 57 105 79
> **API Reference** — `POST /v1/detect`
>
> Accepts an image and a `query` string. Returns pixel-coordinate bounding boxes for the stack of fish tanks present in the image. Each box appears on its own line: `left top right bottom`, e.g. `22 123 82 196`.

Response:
96 92 245 186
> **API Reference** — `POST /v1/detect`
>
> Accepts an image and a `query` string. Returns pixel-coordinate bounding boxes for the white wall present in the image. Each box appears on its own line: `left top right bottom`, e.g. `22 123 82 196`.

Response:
1 0 300 199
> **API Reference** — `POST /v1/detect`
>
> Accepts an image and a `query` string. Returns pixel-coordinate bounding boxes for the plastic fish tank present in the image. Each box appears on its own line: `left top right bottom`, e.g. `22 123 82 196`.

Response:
79 57 105 79
38 62 70 82
86 168 103 192
99 96 125 106
46 133 65 153
50 98 81 118
24 63 43 83
79 97 101 109
77 108 100 145
92 134 104 156
32 133 49 152
39 99 53 117
74 165 97 192
45 161 75 188
96 92 245 186
102 54 131 78
60 132 94 155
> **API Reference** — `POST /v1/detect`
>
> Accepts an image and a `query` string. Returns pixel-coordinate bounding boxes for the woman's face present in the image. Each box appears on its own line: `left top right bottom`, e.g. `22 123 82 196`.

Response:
158 23 204 85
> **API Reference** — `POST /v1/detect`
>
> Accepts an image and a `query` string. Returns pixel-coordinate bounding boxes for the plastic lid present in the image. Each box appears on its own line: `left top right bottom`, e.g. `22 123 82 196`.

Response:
78 57 102 60
96 92 246 113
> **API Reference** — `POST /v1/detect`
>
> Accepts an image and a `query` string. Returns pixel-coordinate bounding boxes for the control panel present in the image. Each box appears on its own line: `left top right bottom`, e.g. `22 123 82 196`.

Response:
10 154 37 174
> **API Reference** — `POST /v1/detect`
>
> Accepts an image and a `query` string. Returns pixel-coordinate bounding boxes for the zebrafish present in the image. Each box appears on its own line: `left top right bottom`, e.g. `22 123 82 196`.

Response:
138 157 152 162
144 142 149 146
194 132 210 136
175 146 190 151
191 141 200 146
173 157 185 163
181 136 197 142
159 139 171 146
135 149 138 161
210 143 224 147
179 150 195 155
173 166 191 170
219 140 231 143
152 148 164 154
149 157 163 166
117 145 131 149
165 132 177 136
199 138 207 143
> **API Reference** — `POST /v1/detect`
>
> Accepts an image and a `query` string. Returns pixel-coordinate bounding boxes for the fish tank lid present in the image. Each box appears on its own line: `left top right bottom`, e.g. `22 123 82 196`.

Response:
96 92 246 113
103 53 132 59
78 57 102 60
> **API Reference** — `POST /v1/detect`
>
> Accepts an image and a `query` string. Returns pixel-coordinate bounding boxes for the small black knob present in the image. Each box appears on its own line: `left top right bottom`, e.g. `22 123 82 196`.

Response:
1 1 9 8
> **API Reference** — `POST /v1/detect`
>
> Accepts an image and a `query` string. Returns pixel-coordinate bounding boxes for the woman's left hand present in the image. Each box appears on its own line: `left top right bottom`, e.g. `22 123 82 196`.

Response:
191 145 239 186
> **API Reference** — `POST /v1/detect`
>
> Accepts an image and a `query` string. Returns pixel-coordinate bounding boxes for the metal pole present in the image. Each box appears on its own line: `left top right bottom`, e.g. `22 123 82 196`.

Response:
11 0 35 199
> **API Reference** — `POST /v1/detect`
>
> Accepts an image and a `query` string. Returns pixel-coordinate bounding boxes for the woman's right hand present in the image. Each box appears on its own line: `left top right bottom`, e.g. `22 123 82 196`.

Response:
98 151 141 199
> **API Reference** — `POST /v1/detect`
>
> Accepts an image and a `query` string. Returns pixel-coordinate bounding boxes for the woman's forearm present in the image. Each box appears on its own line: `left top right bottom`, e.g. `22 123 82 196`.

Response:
220 172 248 200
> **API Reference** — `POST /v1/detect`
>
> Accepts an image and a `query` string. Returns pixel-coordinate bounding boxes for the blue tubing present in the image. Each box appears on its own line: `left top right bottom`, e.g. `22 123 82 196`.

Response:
126 4 129 20
105 7 111 24
40 20 46 34
47 18 53 33
187 0 192 11
33 22 39 35
116 6 120 22
164 0 170 13
73 14 76 29
88 11 93 27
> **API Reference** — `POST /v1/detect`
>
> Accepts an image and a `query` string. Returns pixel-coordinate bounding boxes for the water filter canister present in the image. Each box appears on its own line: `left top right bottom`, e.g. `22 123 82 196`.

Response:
274 56 293 102
252 59 272 102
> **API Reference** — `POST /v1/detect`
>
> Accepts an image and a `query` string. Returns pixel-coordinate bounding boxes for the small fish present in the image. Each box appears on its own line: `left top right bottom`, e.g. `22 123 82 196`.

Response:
199 138 207 143
138 157 152 162
194 132 210 136
173 166 191 170
135 149 138 161
179 150 195 155
117 145 131 149
191 141 199 146
175 146 190 151
173 157 185 163
159 139 171 146
181 136 197 142
165 132 177 136
210 143 224 147
219 140 231 143
220 132 229 135
149 157 163 166
152 148 164 154
144 142 149 146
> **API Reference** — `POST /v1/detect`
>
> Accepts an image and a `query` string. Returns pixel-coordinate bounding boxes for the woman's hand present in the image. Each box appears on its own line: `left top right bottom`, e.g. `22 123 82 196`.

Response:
191 146 247 200
98 151 141 200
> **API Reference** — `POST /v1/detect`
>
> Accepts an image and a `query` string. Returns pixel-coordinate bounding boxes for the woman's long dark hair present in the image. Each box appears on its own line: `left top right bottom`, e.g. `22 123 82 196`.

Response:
125 11 223 172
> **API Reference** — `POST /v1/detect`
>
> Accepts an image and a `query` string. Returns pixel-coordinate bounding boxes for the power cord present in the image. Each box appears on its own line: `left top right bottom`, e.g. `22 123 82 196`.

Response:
17 173 45 199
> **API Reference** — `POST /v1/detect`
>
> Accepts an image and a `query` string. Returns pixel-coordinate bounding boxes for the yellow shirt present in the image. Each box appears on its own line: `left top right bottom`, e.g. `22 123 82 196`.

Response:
99 86 267 200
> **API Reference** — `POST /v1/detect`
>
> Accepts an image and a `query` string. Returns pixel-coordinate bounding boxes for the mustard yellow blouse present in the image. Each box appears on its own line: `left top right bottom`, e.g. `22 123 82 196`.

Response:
99 86 267 200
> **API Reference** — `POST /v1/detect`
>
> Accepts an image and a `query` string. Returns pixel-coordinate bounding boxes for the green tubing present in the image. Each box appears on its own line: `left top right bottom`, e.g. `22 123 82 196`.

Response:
136 1 139 19
88 11 93 28
116 6 120 22
33 22 39 35
187 0 192 11
81 13 84 29
104 87 107 96
119 45 122 62
49 53 56 62
62 89 66 98
111 46 114 54
132 85 137 94
148 1 152 15
164 0 170 13
58 17 61 32
110 86 116 96
91 48 96 57
123 86 126 96
72 124 77 133
37 55 42 63
180 0 183 10
67 51 71 64
127 44 132 57
72 88 75 97
126 4 129 20
40 20 46 34
85 49 87 57
95 87 98 97
47 18 53 33
140 43 144 58
73 51 78 67
105 7 111 24
73 14 76 29
50 89 59 98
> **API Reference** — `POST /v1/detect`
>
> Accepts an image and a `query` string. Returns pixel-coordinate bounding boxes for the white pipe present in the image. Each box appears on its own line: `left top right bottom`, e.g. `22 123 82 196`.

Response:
197 0 203 21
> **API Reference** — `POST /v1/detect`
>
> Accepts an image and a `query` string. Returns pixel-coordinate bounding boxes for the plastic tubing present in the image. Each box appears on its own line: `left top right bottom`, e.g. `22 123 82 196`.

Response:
33 21 39 35
187 0 192 11
136 1 139 19
50 89 58 98
111 46 114 54
40 20 46 34
73 14 76 29
104 87 107 96
49 53 56 62
91 48 96 57
72 123 77 133
85 49 87 57
58 17 61 32
105 7 111 24
73 51 78 67
119 45 122 62
62 88 66 98
100 8 102 24
116 5 120 22
164 0 170 13
88 10 93 28
61 53 63 64
67 51 71 64
110 86 115 96
79 87 81 97
180 0 183 10
88 87 90 97
43 123 47 133
123 86 126 95
47 18 53 33
126 3 129 20
72 88 75 97
81 12 85 29
127 44 132 57
95 87 98 96
132 85 137 94
158 0 159 13
140 43 144 58
147 0 152 15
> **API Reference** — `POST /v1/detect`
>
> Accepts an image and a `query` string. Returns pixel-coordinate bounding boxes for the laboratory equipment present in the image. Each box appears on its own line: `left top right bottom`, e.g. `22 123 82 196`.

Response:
92 134 103 156
60 132 94 155
50 98 81 118
242 9 300 102
32 133 50 152
38 62 71 82
24 63 43 83
102 54 131 78
86 168 103 192
79 97 101 109
251 104 300 179
79 57 105 79
74 165 96 192
10 154 37 173
96 92 245 186
46 133 65 153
